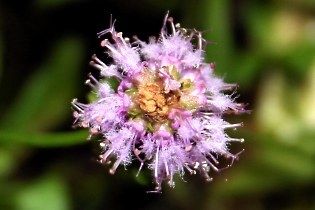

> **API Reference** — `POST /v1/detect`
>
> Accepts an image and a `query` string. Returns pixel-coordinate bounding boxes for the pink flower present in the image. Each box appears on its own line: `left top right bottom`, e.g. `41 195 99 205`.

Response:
72 13 246 191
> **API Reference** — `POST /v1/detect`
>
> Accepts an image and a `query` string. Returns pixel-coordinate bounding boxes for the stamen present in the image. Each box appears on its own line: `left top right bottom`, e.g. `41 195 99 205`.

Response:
81 121 89 128
154 146 160 178
101 148 114 163
184 163 196 175
193 162 200 169
136 162 144 177
116 32 129 48
167 17 176 35
110 158 122 175
73 111 80 118
161 11 170 36
204 159 219 172
164 159 170 176
71 99 85 112
207 153 219 165
197 31 202 50
223 123 243 129
101 40 123 58
168 171 175 188
85 79 97 89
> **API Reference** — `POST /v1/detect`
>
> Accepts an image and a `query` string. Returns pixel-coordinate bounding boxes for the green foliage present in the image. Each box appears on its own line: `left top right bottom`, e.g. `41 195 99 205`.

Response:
14 174 70 210
202 0 234 78
1 37 84 132
0 130 87 147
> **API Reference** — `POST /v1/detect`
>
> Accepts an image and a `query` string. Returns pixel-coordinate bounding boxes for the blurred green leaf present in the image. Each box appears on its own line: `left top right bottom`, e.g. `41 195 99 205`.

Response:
0 130 87 147
203 0 234 78
1 37 84 131
230 53 263 88
206 132 315 198
246 5 275 54
259 137 315 180
282 0 315 9
0 148 16 177
14 174 70 210
283 44 315 77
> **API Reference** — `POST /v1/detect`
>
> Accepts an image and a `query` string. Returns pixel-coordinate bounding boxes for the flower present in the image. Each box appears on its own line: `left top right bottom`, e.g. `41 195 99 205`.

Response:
72 13 246 191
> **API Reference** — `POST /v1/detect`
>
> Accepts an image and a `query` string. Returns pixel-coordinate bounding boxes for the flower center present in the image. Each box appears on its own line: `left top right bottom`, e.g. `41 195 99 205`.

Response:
135 83 179 123
126 66 205 132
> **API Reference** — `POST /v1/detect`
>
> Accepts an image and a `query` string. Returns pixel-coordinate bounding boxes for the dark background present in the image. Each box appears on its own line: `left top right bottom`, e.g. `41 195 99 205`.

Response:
0 0 315 209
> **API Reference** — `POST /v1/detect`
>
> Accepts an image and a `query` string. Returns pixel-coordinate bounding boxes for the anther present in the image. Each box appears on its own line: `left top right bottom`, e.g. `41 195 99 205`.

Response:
100 39 109 47
210 63 215 69
95 117 103 123
73 111 80 118
90 127 99 134
134 148 140 156
185 145 193 152
116 32 123 38
109 168 115 175
167 17 176 35
81 121 89 128
193 162 200 169
100 142 106 148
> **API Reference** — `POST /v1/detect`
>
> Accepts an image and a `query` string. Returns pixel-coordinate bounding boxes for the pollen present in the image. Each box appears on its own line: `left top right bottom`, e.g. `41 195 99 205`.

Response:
135 83 178 122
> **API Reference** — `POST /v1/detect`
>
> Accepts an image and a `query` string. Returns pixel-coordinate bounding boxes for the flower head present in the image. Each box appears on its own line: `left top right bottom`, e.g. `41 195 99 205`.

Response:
72 13 246 191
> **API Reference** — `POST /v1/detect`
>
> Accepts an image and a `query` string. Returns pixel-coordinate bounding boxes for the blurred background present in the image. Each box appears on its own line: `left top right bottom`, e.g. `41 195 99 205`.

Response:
0 0 315 209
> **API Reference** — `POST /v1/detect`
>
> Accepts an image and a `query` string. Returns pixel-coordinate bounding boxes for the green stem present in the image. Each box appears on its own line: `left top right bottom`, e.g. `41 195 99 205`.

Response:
0 130 88 147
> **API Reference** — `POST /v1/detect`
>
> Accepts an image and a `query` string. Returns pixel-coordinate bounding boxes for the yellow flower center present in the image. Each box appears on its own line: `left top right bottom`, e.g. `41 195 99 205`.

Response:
126 66 203 132
135 83 179 123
